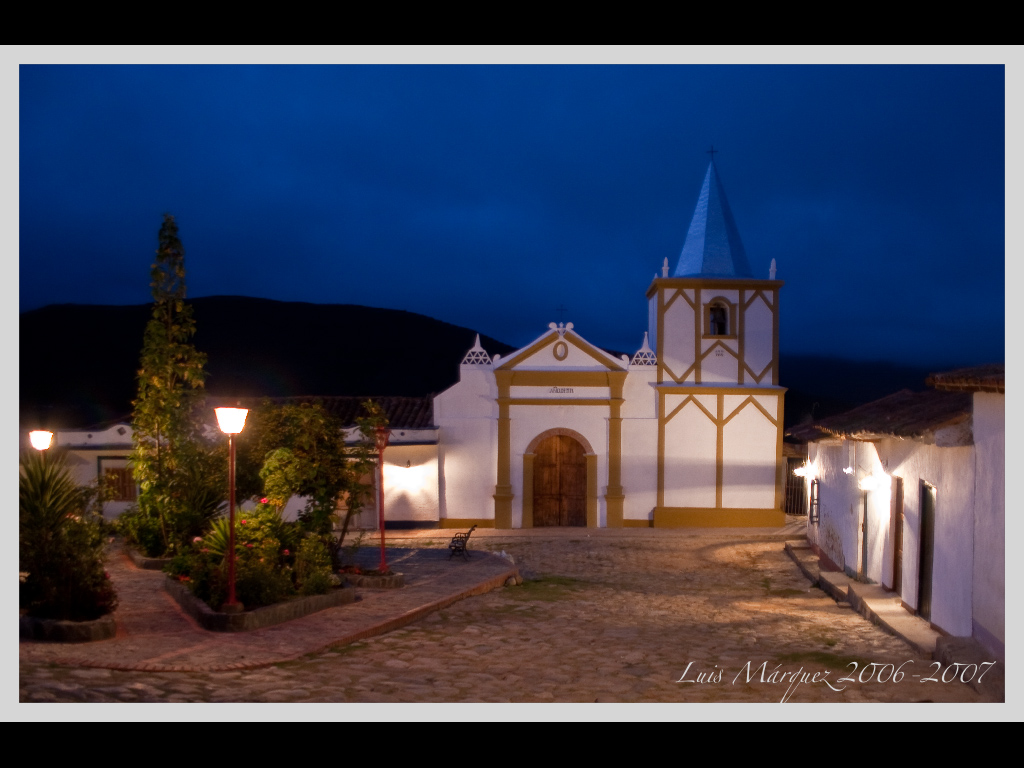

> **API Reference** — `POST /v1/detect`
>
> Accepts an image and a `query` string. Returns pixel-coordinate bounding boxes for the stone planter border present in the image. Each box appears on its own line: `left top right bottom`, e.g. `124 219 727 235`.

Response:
20 613 116 643
342 572 405 589
163 576 356 632
125 545 173 571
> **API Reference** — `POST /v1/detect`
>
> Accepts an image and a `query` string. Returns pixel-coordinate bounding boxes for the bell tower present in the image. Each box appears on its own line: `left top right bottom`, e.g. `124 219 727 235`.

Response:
646 158 785 527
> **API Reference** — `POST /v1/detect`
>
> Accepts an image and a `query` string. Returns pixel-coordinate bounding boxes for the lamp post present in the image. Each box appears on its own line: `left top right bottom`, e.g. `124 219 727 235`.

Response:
215 407 248 612
375 424 391 574
29 430 53 452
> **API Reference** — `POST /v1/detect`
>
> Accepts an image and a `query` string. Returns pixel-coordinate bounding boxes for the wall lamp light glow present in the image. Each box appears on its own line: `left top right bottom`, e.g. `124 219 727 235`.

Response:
215 407 248 434
29 430 53 451
793 462 817 480
858 471 891 492
843 466 854 475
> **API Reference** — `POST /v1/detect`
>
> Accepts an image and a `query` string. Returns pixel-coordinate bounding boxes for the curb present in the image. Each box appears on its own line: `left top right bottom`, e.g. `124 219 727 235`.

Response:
20 614 116 643
37 556 519 672
124 546 172 571
163 576 356 632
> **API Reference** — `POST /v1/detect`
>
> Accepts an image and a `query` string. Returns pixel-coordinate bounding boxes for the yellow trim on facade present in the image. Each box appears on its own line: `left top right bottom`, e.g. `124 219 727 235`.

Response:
653 507 786 528
586 453 598 528
647 278 784 297
497 330 625 372
508 371 618 387
502 398 618 406
655 384 787 395
623 519 653 528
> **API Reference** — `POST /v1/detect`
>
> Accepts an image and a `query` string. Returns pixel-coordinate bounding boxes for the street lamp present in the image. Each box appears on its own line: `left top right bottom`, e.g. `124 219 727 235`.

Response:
29 430 53 451
375 424 391 574
215 406 248 613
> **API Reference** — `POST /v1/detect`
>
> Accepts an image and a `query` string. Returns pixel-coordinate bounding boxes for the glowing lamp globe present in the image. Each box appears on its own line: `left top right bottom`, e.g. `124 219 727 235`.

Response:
215 407 248 434
29 430 53 451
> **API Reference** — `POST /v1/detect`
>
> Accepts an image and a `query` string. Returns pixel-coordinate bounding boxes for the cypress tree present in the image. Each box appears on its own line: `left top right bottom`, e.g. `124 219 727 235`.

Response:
130 214 208 552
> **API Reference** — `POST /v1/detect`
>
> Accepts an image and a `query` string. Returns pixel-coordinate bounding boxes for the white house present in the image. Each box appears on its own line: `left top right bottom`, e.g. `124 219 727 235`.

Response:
787 365 1004 661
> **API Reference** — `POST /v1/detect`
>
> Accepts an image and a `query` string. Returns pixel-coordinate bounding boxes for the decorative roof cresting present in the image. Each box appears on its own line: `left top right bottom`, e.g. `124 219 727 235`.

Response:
461 334 492 365
631 332 657 366
674 160 754 279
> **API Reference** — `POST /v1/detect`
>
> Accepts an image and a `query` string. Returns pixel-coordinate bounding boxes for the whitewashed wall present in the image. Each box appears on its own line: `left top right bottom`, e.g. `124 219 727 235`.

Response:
621 365 659 522
434 365 498 522
971 392 1004 659
807 435 976 638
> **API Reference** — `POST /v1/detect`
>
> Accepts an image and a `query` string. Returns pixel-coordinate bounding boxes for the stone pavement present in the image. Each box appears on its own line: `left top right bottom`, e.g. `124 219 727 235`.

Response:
19 521 1008 706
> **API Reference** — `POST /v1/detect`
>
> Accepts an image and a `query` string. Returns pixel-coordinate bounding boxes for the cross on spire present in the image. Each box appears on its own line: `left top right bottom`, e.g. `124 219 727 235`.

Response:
555 304 568 323
706 145 718 162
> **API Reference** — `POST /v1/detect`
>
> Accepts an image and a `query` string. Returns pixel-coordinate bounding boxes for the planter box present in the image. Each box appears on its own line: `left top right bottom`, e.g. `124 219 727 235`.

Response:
163 577 356 632
343 572 405 589
20 613 116 643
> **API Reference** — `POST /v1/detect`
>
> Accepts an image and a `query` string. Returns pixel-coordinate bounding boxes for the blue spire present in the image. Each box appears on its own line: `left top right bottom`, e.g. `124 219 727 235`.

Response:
673 160 753 279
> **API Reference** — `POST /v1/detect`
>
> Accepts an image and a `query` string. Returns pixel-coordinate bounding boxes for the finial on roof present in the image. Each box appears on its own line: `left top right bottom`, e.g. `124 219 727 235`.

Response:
631 331 657 366
662 257 669 277
461 333 492 365
548 321 573 337
769 259 777 280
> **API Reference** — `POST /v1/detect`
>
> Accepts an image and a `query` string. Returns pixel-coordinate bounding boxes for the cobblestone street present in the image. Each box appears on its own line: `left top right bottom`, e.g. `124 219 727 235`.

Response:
20 528 999 707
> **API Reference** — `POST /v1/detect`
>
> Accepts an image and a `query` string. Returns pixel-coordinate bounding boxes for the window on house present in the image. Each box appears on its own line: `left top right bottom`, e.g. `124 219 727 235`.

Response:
104 467 137 502
709 305 728 335
809 479 820 523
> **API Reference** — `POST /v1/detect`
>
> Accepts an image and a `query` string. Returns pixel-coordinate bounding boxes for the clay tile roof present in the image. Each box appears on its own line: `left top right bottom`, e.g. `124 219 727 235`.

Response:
211 395 435 430
927 364 1004 393
786 389 971 442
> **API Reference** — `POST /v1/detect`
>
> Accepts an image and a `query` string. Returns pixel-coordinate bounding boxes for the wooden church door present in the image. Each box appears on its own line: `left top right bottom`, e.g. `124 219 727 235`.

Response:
533 435 587 527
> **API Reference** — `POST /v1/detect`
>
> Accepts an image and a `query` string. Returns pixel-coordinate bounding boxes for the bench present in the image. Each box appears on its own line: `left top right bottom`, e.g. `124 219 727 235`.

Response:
448 525 478 560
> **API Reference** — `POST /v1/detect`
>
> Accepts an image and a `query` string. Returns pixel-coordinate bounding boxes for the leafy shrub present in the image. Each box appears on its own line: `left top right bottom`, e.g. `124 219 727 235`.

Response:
168 505 307 609
19 450 118 620
116 505 165 557
295 536 333 596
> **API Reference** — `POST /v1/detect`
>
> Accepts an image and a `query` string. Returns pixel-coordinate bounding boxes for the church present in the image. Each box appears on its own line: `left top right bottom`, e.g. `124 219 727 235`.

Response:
433 159 785 529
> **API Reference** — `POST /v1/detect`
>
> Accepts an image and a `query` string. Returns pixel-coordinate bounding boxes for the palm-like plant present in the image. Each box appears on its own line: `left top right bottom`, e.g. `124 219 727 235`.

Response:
20 449 84 551
19 449 118 619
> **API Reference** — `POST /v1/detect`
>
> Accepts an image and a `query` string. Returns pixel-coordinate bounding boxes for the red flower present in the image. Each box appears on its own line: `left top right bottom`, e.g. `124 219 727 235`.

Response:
282 549 290 556
245 543 253 549
240 519 247 525
260 498 268 504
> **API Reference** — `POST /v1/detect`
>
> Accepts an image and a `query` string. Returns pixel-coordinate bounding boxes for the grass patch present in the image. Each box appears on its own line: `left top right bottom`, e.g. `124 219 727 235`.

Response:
506 575 587 602
775 651 864 670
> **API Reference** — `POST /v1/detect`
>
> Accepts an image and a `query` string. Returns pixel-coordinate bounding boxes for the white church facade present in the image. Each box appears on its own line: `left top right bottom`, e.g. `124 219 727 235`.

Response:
434 160 786 529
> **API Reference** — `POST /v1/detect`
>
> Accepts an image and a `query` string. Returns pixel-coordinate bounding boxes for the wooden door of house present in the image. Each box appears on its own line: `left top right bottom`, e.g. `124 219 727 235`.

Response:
533 435 587 527
919 482 936 620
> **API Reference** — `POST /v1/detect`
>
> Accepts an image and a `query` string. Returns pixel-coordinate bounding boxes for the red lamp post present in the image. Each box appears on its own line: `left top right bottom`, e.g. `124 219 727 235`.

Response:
215 407 248 613
375 423 391 574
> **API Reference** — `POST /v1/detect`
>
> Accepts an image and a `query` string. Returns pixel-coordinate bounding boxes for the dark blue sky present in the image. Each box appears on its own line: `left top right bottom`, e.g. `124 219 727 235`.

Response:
18 61 1006 367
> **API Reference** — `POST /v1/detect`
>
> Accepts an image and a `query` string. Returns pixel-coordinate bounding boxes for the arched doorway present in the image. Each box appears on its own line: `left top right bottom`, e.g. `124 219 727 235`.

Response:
533 434 587 527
